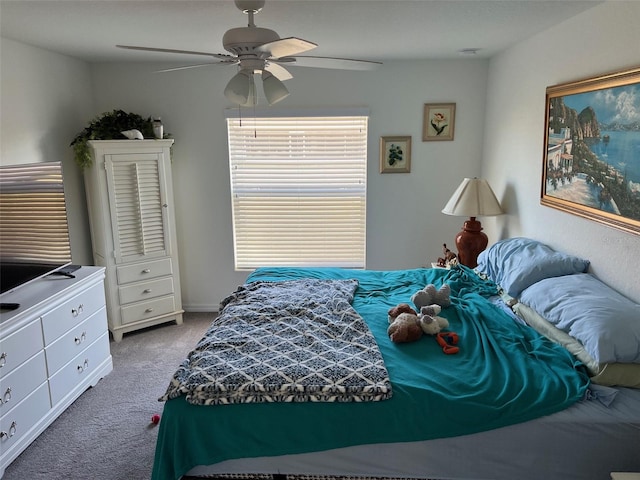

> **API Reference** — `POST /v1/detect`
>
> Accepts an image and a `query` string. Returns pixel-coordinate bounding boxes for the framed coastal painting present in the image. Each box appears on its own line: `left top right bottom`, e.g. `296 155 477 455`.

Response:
380 136 411 173
423 103 455 141
541 66 640 235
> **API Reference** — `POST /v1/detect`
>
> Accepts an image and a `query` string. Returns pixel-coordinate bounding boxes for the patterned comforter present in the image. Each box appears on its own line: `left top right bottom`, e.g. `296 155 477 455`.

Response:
161 278 392 405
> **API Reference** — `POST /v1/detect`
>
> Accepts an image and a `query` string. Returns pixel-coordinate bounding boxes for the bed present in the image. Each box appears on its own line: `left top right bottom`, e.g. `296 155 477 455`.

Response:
152 239 640 480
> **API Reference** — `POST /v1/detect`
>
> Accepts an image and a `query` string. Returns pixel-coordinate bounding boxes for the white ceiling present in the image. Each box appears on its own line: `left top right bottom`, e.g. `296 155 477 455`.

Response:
0 0 603 65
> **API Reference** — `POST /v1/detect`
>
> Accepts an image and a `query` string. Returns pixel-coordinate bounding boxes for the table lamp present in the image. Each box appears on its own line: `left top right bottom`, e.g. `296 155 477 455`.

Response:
441 177 503 268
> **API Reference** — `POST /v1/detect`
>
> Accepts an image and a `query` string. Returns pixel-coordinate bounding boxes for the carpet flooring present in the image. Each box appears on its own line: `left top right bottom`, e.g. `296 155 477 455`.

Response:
2 312 213 480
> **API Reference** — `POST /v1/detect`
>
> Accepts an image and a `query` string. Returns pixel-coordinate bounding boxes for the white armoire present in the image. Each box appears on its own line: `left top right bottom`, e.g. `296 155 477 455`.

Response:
84 140 183 342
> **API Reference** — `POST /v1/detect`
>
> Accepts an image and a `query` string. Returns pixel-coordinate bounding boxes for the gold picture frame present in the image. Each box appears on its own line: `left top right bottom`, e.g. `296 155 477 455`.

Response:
423 103 455 141
542 66 640 235
380 136 411 173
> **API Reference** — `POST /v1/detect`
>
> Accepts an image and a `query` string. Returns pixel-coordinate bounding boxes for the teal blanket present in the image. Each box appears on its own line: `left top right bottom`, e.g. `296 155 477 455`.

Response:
152 266 589 480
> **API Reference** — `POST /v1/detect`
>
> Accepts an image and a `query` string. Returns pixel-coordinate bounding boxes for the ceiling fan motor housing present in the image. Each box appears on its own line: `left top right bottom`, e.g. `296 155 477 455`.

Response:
223 27 280 56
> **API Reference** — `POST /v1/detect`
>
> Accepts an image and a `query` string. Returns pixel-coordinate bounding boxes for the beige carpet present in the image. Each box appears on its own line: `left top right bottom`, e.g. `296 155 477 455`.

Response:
2 312 213 480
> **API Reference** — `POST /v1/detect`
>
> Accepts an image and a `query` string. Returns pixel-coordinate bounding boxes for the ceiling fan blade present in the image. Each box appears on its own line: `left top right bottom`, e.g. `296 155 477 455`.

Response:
289 55 382 71
155 61 238 73
264 62 293 81
256 37 317 59
117 45 234 60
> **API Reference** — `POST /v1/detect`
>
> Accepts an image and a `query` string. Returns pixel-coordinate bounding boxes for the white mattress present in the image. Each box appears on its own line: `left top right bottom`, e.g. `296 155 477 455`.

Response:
187 386 640 480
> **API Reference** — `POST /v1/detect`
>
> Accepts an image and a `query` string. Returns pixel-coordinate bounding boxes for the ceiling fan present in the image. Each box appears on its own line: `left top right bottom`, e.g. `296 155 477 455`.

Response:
117 0 382 106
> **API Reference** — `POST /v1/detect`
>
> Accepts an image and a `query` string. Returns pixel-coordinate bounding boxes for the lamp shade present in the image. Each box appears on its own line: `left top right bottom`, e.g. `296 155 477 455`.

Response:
262 70 289 105
441 177 503 268
243 74 257 107
442 177 503 217
224 69 253 105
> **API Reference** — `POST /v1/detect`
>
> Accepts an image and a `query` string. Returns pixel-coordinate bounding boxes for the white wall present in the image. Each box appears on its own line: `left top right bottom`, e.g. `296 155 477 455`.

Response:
11 3 637 310
482 1 640 302
0 37 95 265
89 59 489 310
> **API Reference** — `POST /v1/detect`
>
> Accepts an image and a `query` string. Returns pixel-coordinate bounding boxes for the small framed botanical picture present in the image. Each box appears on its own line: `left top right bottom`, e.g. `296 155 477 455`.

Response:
423 103 456 141
380 136 411 173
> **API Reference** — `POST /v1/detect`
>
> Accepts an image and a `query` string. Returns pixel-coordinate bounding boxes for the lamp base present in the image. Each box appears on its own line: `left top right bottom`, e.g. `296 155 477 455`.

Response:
454 217 488 268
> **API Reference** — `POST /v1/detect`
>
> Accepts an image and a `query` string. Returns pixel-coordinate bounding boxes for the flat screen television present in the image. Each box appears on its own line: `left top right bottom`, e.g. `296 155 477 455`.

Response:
0 161 72 297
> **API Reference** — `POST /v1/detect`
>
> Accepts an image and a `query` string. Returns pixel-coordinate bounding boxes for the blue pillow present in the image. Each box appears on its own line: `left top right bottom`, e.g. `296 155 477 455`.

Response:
476 237 590 298
519 273 640 365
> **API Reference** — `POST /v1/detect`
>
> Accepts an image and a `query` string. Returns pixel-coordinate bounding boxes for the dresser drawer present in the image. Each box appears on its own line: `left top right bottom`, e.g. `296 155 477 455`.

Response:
48 332 110 406
0 351 47 418
40 282 106 346
0 320 43 380
44 307 107 375
116 258 173 285
118 277 174 305
120 295 176 325
0 382 50 456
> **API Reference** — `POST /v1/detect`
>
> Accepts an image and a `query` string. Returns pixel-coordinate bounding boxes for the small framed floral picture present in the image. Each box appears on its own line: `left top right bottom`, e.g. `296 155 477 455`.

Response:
423 103 456 141
380 136 411 173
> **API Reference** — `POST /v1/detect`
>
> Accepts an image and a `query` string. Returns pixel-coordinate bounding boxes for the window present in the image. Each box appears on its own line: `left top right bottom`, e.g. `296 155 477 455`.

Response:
226 109 368 270
0 161 71 264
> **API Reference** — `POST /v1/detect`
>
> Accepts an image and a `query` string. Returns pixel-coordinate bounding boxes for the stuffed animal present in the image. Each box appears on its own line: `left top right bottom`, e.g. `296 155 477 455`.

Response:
411 284 451 310
417 310 449 335
436 332 460 354
419 304 442 317
387 303 417 322
387 312 423 343
416 307 459 354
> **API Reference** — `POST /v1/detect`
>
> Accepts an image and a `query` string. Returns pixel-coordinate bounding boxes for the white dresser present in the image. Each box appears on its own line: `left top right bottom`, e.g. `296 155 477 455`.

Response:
84 140 183 342
0 266 112 477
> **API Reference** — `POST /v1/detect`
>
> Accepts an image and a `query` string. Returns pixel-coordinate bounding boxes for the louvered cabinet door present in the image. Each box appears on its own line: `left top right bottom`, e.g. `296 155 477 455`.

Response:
104 152 170 264
84 140 183 342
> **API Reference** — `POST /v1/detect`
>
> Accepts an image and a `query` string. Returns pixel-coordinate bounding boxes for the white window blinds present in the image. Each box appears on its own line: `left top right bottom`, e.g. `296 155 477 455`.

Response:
226 111 368 270
0 161 72 264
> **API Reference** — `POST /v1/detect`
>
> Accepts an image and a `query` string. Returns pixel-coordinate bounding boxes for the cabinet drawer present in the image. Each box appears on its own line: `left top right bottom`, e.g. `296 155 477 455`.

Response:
116 258 173 285
118 277 174 305
40 282 106 346
44 307 108 375
0 320 43 380
0 351 47 418
48 332 110 406
0 382 50 456
120 295 176 325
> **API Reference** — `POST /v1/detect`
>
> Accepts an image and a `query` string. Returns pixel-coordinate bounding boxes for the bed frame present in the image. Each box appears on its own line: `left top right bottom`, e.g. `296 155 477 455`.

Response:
152 266 640 480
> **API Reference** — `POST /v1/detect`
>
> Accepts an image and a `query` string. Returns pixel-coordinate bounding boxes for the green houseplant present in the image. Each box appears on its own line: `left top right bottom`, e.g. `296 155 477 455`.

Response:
70 110 157 169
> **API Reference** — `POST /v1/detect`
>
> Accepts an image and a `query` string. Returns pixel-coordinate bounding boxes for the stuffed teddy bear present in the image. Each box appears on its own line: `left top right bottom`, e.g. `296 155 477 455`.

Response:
419 304 442 317
387 303 417 322
416 305 459 353
417 305 449 335
411 284 451 310
387 312 424 343
387 303 422 343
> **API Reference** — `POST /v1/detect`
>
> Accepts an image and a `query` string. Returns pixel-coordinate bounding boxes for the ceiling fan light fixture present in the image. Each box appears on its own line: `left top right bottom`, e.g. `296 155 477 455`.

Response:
262 70 289 105
243 74 258 106
224 69 253 105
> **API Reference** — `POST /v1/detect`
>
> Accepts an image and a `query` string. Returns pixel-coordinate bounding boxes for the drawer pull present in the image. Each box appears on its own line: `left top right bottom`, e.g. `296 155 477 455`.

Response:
143 288 152 294
0 352 6 367
1 421 17 440
74 332 87 344
77 359 89 373
71 304 84 317
0 387 11 405
145 308 154 313
142 268 151 274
